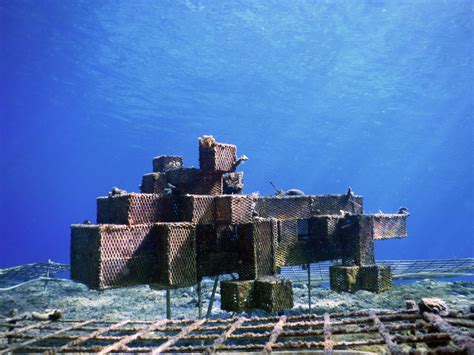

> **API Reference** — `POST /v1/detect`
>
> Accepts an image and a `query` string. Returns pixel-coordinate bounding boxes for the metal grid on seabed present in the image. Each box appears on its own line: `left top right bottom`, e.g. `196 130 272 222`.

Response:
0 261 68 289
280 258 474 283
1 308 473 353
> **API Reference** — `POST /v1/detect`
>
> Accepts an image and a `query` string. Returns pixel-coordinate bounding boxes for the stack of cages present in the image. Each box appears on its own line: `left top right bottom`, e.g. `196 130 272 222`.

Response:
70 136 255 294
70 135 409 315
329 213 408 293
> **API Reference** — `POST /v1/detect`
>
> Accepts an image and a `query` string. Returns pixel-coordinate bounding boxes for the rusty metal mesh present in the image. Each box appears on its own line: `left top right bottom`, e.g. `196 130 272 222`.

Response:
255 196 312 220
70 224 158 289
152 156 183 173
155 223 197 287
341 215 375 266
140 173 167 194
181 195 216 224
2 308 472 353
215 195 254 224
238 219 277 280
199 140 237 172
97 194 167 225
329 265 393 293
372 214 408 240
166 169 223 195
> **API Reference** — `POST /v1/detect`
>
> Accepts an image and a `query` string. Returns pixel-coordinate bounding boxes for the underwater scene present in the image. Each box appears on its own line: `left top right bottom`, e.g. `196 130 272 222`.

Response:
1 1 473 353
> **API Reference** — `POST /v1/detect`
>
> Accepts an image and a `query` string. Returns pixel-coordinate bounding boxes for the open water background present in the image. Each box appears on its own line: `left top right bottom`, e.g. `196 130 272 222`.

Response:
0 0 472 268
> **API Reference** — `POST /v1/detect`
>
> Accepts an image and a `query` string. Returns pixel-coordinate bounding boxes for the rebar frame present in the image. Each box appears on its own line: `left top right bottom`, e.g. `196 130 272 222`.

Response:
1 308 472 353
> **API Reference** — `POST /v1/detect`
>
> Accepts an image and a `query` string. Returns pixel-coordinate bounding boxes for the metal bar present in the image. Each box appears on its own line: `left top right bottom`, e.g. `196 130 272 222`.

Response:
59 320 129 351
323 313 333 354
307 262 312 313
422 312 474 353
97 319 168 354
1 320 93 354
197 279 202 319
206 276 219 318
166 288 171 320
1 320 53 337
151 319 206 354
263 315 287 354
205 317 246 354
369 310 401 353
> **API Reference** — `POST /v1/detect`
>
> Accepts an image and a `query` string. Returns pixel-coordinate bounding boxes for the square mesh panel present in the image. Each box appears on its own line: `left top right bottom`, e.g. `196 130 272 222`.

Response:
196 224 239 277
180 195 216 224
152 155 183 172
155 223 197 287
215 195 254 224
274 219 307 267
166 168 223 195
254 277 293 313
308 215 344 262
358 265 392 292
97 193 167 225
70 224 158 290
310 195 364 215
141 173 167 194
372 214 408 240
238 219 277 280
340 215 375 266
329 265 360 293
199 136 237 172
220 279 255 312
255 196 312 220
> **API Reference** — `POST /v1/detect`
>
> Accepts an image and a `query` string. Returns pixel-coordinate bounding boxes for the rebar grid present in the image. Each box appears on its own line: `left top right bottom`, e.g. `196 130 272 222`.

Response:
1 308 472 353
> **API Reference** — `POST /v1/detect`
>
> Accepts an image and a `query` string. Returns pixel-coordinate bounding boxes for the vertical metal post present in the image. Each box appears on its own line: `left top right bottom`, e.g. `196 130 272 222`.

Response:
43 259 51 292
166 288 171 320
307 263 312 314
197 279 202 319
206 276 219 318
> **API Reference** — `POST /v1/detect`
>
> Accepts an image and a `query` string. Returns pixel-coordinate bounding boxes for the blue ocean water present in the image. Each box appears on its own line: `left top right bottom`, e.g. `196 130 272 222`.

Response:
0 0 472 268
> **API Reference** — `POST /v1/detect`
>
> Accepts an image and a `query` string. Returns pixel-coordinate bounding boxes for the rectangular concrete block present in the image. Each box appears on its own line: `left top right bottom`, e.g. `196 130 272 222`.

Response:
254 277 293 313
220 280 255 312
215 195 254 224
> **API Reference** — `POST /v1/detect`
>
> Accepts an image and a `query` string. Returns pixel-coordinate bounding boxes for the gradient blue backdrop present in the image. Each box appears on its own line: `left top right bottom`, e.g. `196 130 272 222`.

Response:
1 0 473 268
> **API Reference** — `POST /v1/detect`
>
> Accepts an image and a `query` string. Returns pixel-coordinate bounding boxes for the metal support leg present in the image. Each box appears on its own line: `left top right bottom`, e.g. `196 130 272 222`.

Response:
307 263 312 314
197 280 202 319
166 288 171 320
206 276 219 318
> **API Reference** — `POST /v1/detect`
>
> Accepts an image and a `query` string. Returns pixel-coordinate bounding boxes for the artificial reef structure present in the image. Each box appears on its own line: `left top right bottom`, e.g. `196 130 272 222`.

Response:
71 136 408 313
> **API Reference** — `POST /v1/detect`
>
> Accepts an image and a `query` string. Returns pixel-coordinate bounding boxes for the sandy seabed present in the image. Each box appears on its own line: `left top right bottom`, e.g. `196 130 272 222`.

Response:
1 278 472 321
